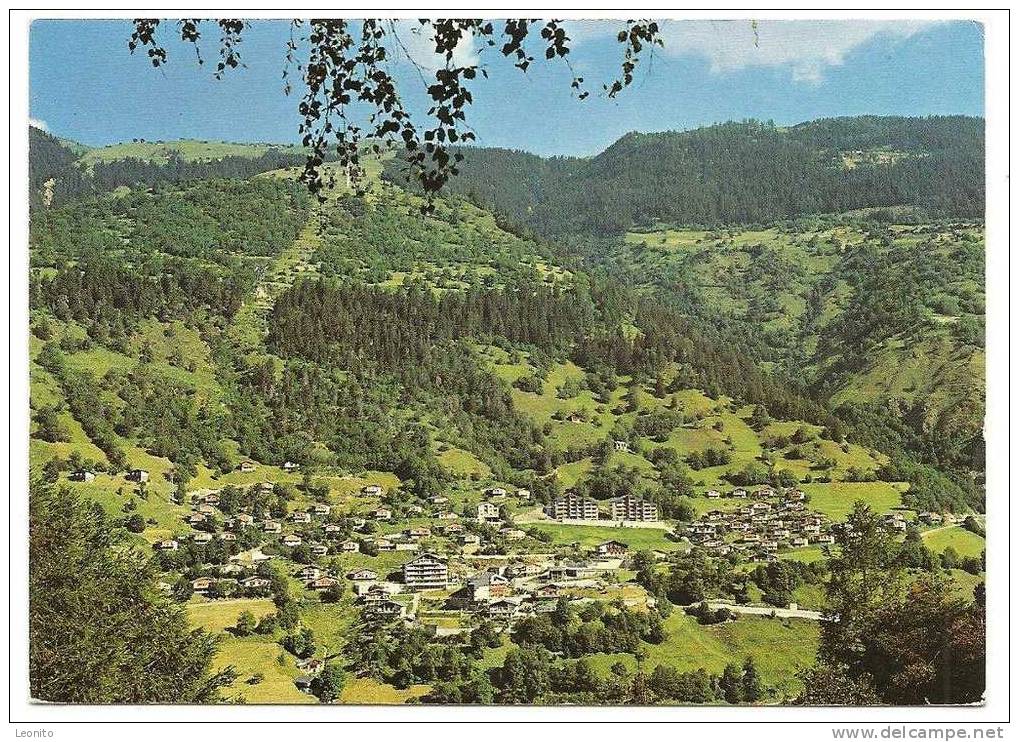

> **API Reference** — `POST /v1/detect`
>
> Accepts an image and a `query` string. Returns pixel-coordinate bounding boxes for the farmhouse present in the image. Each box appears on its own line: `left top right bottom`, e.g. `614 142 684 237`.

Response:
348 569 378 582
191 577 214 593
238 461 258 473
69 470 96 482
309 576 339 590
609 495 659 522
126 468 150 483
488 599 519 620
298 566 322 581
403 552 448 589
595 540 628 556
364 598 405 619
477 501 500 521
546 493 599 521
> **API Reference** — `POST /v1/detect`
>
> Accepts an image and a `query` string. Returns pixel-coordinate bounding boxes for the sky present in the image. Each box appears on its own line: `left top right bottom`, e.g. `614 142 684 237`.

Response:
29 18 984 157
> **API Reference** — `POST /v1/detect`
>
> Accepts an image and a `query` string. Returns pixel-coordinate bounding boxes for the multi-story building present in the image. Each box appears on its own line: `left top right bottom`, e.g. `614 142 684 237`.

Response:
546 494 599 521
609 495 659 522
403 552 448 589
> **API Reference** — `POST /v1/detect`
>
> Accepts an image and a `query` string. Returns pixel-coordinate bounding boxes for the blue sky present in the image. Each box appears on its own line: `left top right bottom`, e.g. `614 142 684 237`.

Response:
29 18 984 157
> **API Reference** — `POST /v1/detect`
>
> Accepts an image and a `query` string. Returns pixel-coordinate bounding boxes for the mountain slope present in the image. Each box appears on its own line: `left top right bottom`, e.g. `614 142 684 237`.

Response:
386 116 984 235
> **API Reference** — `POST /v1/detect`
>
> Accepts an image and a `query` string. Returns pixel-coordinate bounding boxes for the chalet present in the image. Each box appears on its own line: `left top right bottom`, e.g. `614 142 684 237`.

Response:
460 533 481 546
595 540 628 556
235 513 254 527
761 540 779 552
238 461 258 473
365 598 404 619
814 534 835 545
403 552 448 589
290 511 312 524
609 495 658 522
263 520 281 533
485 487 507 498
488 599 518 620
348 569 378 582
312 503 331 516
501 528 526 541
790 536 809 548
732 489 748 498
154 539 179 551
546 561 593 581
406 527 431 539
69 470 96 482
196 504 216 515
217 532 237 542
309 576 339 590
219 563 245 576
517 488 531 500
373 508 392 520
281 534 303 547
408 504 424 515
310 544 329 557
477 501 500 521
126 468 150 483
340 540 360 553
443 522 464 533
192 577 214 593
428 495 448 505
613 440 630 452
242 576 271 590
535 584 560 599
297 658 324 674
466 571 510 602
375 538 395 552
363 484 384 496
258 482 275 494
324 523 344 535
294 676 314 693
706 490 722 499
298 566 322 581
200 493 220 505
186 513 208 526
282 461 300 473
436 511 459 521
547 493 599 521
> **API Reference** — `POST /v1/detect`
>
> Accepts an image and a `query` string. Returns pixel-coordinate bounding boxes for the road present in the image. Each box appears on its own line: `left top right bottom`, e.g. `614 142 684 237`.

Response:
705 601 826 621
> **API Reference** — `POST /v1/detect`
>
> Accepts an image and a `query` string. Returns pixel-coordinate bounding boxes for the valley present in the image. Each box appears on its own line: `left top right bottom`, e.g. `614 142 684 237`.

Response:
27 118 986 706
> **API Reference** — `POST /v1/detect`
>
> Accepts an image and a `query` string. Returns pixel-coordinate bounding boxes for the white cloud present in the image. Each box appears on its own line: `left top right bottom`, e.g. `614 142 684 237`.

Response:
389 20 480 73
563 19 934 84
29 116 47 131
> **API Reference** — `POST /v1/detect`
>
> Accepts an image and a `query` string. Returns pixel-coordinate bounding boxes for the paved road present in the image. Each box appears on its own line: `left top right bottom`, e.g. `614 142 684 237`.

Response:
705 601 826 621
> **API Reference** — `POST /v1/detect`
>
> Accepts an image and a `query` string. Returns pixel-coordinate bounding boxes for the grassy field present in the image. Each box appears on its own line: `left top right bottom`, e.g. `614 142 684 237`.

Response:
800 481 906 520
922 526 986 558
340 678 430 705
187 598 277 633
78 139 304 165
587 611 819 698
213 636 315 704
526 522 682 552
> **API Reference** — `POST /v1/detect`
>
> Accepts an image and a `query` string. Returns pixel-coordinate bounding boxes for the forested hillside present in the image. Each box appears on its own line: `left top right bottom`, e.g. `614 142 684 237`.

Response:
387 116 984 235
28 125 985 706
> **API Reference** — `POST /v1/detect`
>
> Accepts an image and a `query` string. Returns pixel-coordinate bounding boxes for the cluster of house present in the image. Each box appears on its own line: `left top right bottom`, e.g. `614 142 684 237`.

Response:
545 493 659 522
684 487 833 559
349 540 637 623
